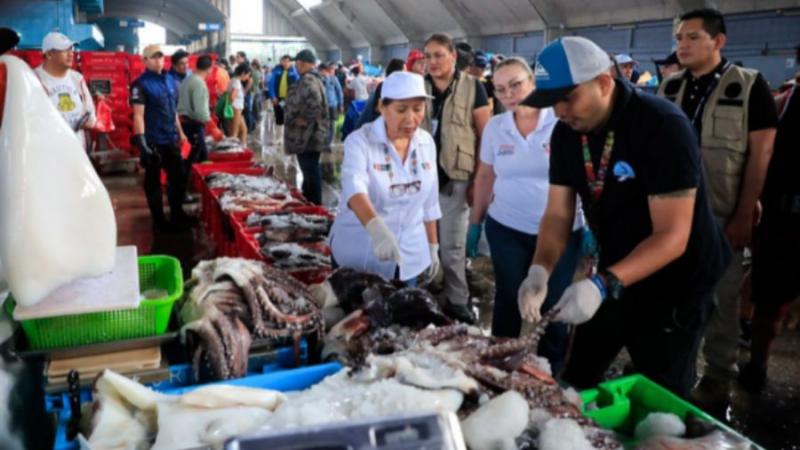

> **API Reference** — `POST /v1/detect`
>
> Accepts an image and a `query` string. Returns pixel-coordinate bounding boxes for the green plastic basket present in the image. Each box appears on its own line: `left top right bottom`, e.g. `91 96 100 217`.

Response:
579 374 762 448
5 255 183 349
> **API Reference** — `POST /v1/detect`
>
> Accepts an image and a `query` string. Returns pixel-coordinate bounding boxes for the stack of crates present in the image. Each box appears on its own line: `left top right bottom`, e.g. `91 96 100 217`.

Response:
9 50 44 68
79 51 133 151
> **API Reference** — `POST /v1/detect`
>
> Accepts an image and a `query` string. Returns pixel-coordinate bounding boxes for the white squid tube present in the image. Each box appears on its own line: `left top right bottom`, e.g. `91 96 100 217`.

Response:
0 55 116 306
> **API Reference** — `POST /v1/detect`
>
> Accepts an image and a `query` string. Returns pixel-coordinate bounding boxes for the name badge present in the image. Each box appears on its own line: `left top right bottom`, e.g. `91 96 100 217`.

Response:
431 119 439 136
422 162 432 171
373 163 390 172
498 144 515 156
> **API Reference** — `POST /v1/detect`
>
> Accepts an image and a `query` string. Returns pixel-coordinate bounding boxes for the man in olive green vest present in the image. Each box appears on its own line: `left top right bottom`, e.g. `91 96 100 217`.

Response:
421 33 491 324
658 8 778 410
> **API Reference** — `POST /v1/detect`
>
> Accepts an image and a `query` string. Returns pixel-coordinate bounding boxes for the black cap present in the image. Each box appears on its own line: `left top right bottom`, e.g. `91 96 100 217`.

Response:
0 28 20 54
294 49 316 63
654 51 679 66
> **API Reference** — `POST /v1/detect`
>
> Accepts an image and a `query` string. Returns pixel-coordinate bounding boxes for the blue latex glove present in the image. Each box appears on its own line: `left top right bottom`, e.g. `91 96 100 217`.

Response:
466 223 482 258
580 226 597 258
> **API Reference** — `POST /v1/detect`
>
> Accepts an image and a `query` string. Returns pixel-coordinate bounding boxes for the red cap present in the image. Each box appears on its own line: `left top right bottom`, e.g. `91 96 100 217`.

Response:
405 49 424 71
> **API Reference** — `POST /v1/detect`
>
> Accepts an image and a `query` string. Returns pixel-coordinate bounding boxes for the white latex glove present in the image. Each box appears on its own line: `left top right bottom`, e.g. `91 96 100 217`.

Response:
427 244 440 278
365 217 402 265
554 277 605 324
517 265 549 323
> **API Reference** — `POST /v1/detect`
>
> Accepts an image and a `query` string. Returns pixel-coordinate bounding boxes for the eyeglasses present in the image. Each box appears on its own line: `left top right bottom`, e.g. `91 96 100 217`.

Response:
494 77 531 97
389 180 421 197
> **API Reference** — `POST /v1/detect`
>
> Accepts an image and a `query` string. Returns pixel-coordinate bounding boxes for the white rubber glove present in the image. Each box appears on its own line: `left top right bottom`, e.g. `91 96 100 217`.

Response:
554 277 606 324
365 217 402 264
427 243 440 278
517 265 549 323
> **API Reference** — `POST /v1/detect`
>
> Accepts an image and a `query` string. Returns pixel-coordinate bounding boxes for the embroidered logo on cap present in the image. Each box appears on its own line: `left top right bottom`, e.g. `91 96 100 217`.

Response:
534 64 550 81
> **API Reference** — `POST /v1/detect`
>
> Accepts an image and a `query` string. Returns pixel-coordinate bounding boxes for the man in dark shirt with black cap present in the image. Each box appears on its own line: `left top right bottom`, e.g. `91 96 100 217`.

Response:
516 36 731 398
657 9 778 408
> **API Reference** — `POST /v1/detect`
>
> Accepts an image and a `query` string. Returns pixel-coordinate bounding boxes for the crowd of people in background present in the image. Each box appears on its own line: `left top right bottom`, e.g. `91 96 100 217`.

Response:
252 7 799 412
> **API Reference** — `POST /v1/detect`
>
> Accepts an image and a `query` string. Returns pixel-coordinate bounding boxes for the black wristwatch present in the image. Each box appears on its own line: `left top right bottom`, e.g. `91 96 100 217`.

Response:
601 269 625 300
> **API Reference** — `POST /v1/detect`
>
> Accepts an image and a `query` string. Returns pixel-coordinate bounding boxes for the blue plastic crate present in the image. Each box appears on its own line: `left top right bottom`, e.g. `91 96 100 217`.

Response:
52 362 343 450
45 341 310 414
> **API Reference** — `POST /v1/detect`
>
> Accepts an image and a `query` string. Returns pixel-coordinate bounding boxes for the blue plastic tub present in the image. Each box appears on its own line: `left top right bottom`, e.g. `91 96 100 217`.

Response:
52 362 343 450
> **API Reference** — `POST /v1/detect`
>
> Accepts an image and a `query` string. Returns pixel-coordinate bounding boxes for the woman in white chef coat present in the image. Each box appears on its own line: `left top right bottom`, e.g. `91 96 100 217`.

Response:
329 71 441 284
467 57 584 373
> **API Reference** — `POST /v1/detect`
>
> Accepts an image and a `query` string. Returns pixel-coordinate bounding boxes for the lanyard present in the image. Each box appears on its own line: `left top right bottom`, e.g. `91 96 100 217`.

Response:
581 131 616 202
689 61 730 127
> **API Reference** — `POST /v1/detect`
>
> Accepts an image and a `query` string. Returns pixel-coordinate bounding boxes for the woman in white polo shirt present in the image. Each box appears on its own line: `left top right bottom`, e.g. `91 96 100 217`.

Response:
467 57 583 372
329 72 441 284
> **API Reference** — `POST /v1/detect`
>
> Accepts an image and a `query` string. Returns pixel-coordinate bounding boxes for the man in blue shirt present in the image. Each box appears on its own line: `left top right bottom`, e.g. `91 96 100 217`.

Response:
319 61 343 145
131 44 191 233
268 55 300 143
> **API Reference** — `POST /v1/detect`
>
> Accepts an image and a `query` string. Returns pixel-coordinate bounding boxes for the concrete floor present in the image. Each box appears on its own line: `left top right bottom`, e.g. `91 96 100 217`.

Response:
105 112 799 450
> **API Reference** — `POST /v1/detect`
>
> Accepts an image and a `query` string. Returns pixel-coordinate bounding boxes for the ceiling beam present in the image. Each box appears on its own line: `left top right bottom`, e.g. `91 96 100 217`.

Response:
269 0 331 50
307 7 357 52
526 0 565 28
436 0 482 37
330 0 380 46
99 8 197 36
371 0 426 46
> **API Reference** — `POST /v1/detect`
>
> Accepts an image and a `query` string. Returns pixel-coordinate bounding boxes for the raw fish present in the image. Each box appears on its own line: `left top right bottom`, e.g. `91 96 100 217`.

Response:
0 55 116 306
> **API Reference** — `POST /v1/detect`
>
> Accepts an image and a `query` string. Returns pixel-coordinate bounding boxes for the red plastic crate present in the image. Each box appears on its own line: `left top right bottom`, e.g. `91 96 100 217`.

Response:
208 148 255 163
10 50 44 68
190 161 263 192
80 51 128 69
107 98 130 111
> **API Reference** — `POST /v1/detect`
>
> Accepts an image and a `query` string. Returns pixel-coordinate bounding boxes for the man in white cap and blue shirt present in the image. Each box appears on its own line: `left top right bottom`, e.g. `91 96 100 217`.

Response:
34 32 96 150
516 36 731 398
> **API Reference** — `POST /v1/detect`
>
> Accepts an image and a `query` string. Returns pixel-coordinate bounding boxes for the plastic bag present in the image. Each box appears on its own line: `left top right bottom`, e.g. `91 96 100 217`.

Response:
93 98 115 133
180 139 192 160
215 91 234 121
205 120 224 142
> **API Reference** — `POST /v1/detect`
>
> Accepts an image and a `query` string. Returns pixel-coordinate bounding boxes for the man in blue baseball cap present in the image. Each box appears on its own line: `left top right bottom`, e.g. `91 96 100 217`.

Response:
517 36 731 398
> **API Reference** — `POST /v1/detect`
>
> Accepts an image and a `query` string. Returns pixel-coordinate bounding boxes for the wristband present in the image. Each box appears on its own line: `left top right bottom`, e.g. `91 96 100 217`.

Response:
590 274 608 300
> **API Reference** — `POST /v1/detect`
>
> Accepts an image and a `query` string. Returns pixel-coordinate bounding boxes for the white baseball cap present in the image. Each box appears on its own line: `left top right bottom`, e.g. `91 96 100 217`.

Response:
42 32 76 52
615 53 636 65
380 72 432 101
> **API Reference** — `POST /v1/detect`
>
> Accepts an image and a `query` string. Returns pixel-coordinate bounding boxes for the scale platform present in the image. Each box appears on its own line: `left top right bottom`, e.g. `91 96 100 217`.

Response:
12 246 140 320
224 413 467 450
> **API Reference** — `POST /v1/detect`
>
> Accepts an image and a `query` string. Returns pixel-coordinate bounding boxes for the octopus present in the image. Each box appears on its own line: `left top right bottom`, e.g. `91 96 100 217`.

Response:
320 268 623 449
179 258 324 381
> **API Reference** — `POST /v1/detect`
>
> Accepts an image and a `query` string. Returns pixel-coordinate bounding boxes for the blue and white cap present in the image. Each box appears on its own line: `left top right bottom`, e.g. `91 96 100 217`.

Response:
522 36 612 108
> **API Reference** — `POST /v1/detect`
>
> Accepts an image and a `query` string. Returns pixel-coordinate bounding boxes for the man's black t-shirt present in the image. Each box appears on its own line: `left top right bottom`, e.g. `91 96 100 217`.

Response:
427 71 489 188
549 80 732 299
761 86 800 229
678 59 778 136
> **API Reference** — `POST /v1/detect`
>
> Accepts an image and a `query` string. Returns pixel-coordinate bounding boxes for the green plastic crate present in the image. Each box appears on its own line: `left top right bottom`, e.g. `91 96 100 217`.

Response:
579 374 762 448
5 255 183 349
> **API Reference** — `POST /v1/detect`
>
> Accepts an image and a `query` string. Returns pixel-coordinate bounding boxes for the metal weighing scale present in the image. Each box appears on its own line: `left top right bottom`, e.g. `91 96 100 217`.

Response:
224 413 467 450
